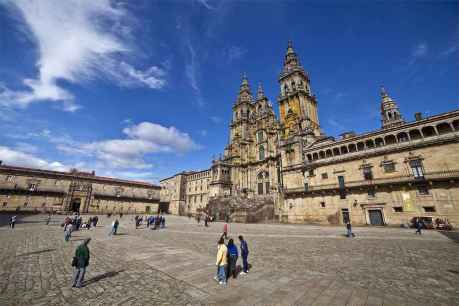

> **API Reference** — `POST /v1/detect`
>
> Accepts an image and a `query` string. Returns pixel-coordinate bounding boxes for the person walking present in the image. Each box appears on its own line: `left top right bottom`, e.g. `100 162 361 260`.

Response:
92 216 98 227
415 218 423 235
239 235 249 275
72 238 91 288
227 238 239 279
197 213 201 224
346 222 355 237
204 214 209 227
114 219 119 235
46 214 52 225
9 215 17 229
215 237 228 286
64 224 72 242
161 215 166 228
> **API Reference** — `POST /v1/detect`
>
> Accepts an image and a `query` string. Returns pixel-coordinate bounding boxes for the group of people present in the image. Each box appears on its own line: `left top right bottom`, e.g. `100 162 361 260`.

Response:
215 233 250 286
62 214 100 241
135 215 166 230
195 212 213 227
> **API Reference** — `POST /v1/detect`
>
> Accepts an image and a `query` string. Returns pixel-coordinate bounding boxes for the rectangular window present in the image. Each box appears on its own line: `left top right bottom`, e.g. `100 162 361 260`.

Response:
321 173 328 179
423 206 436 212
410 160 424 178
2 202 7 207
265 182 270 194
338 176 346 199
383 162 396 173
393 207 403 212
417 184 429 195
258 183 263 195
363 167 373 180
308 169 315 176
320 201 326 208
29 183 37 191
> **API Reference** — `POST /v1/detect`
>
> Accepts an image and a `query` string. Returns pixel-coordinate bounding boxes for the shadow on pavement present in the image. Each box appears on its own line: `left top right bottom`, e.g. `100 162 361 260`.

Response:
84 270 124 286
437 231 459 243
17 248 56 257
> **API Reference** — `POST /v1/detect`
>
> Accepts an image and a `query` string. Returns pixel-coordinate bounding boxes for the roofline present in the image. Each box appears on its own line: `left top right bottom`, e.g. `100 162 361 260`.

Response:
0 165 160 189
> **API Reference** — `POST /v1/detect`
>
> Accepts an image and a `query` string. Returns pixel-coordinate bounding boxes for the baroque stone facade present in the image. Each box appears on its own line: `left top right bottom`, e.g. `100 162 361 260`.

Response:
0 165 161 214
160 41 459 227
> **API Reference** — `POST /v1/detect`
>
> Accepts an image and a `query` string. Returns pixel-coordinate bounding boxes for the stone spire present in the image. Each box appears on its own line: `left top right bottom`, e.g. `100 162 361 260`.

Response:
380 86 404 129
240 72 250 94
256 83 266 100
283 40 300 70
235 72 253 105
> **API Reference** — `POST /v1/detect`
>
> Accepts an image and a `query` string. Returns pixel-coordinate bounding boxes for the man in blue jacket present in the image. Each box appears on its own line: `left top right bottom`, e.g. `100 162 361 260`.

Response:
239 235 249 274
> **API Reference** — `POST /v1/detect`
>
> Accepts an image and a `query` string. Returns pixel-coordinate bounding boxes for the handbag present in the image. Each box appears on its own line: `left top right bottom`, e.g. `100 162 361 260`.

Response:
71 257 78 267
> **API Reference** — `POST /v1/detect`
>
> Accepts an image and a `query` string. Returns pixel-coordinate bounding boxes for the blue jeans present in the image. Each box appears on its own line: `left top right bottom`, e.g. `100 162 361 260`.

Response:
72 267 86 287
217 265 226 283
242 254 248 273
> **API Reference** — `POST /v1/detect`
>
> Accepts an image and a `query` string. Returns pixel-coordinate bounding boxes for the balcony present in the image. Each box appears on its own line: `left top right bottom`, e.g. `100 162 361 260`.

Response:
284 170 459 195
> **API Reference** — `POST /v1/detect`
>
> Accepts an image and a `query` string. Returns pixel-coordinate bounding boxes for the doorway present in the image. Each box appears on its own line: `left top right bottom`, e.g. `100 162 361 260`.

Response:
368 209 384 225
70 198 81 213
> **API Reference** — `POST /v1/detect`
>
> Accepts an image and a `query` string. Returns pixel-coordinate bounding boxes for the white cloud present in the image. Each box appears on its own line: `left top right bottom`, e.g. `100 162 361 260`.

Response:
0 145 69 171
1 0 166 111
123 122 200 153
54 122 200 170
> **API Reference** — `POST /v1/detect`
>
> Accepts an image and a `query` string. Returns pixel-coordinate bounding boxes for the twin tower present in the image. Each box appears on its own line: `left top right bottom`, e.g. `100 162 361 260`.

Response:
231 41 321 143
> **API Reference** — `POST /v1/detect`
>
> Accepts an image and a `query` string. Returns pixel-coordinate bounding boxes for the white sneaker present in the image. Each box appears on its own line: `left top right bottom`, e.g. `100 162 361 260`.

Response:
240 271 247 275
219 281 226 286
213 276 219 282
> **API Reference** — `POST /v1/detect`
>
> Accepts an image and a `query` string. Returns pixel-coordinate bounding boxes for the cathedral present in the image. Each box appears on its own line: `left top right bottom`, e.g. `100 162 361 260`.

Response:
161 41 459 227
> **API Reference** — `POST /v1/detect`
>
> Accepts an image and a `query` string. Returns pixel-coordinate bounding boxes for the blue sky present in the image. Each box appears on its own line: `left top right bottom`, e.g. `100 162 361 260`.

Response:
0 0 457 183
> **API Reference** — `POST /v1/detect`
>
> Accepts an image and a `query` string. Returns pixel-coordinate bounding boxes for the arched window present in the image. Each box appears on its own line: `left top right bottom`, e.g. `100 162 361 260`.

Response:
257 130 264 142
259 145 265 160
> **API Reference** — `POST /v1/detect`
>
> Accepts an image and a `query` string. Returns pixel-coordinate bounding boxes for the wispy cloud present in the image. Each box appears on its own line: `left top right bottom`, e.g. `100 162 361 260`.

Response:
185 40 204 107
225 46 247 62
439 44 458 58
210 116 222 124
409 42 428 65
0 0 166 111
196 0 214 10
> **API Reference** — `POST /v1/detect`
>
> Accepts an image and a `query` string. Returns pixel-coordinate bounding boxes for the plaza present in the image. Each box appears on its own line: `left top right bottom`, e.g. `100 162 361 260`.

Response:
0 213 458 306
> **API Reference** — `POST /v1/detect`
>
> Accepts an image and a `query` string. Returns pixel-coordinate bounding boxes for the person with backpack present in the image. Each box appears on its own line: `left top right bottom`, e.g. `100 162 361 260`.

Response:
72 238 91 288
239 235 249 275
226 238 238 279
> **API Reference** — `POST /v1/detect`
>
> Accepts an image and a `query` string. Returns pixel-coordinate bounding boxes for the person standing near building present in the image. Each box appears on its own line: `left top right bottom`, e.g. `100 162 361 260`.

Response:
415 218 423 235
239 235 249 275
64 224 72 242
46 213 52 225
226 238 239 279
215 237 228 286
346 222 355 237
72 238 91 288
222 223 228 239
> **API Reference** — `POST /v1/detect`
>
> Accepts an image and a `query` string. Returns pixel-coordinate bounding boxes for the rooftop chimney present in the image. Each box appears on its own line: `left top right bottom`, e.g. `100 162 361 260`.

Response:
414 112 423 121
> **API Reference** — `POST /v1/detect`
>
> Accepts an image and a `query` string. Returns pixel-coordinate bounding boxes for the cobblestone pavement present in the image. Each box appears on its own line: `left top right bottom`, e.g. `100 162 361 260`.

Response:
0 214 458 306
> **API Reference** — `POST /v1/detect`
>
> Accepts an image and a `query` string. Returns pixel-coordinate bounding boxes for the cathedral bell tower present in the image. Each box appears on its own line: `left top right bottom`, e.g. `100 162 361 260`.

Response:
278 41 320 138
380 86 404 129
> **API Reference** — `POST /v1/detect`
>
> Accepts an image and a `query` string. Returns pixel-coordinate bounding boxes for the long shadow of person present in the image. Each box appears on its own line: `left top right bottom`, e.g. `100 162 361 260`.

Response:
83 270 124 286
